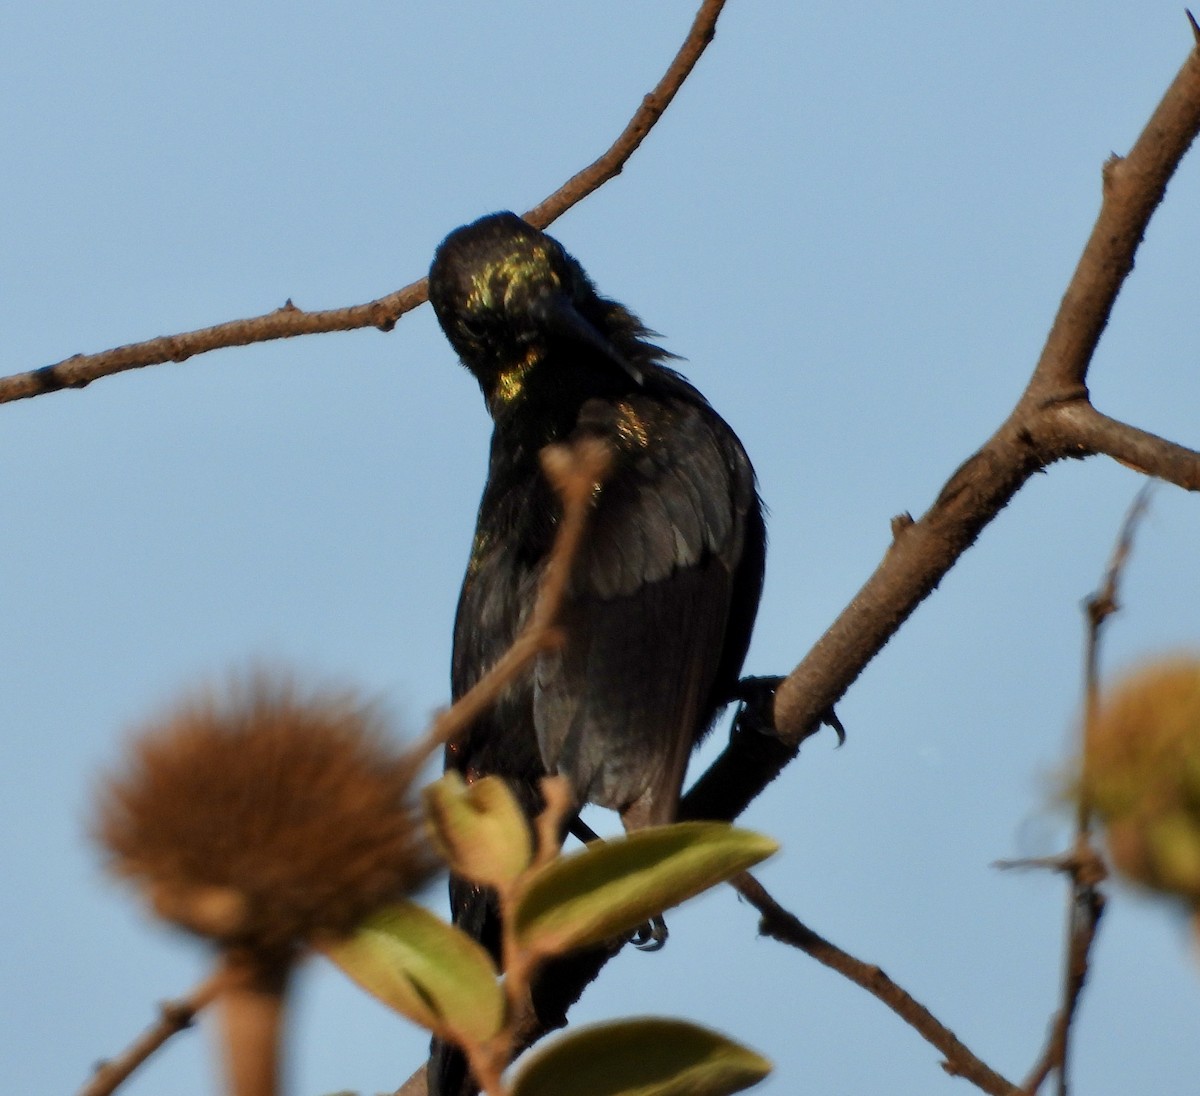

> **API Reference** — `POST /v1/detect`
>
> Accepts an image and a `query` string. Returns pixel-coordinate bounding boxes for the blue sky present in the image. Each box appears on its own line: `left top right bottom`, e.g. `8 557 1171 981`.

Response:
3 4 1199 1094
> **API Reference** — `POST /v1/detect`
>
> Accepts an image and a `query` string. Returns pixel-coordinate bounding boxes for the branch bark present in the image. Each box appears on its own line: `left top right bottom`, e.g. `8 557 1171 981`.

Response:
1018 490 1148 1095
0 0 729 406
756 32 1200 760
731 873 1020 1096
78 969 230 1096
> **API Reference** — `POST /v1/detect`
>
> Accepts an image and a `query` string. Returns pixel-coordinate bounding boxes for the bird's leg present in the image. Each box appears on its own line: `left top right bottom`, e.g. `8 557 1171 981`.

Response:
567 812 668 951
630 916 668 952
577 819 668 950
618 794 671 951
727 675 783 737
567 817 602 845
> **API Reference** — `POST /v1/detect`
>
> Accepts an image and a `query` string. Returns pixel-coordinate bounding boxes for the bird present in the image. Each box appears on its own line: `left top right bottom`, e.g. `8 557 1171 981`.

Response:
425 211 765 1096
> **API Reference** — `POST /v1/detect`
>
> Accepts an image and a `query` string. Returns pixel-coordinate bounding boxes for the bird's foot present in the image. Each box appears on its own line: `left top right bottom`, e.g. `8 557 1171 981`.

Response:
631 914 668 952
568 819 668 950
730 675 846 747
729 675 784 737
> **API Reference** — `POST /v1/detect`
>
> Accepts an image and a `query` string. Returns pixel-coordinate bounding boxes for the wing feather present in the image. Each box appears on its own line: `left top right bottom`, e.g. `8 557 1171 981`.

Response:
533 393 757 820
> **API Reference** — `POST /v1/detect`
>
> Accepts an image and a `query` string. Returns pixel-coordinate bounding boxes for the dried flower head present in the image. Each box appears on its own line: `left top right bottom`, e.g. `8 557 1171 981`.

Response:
1081 655 1200 905
95 673 436 955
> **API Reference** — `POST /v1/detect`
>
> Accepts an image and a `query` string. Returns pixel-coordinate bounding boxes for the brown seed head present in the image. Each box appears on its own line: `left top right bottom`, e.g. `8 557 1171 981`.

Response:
1082 655 1200 904
94 673 436 955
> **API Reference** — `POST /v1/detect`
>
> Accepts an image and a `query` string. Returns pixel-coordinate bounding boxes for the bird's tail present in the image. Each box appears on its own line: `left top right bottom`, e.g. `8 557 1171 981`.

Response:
428 819 619 1096
427 875 499 1096
427 885 491 1094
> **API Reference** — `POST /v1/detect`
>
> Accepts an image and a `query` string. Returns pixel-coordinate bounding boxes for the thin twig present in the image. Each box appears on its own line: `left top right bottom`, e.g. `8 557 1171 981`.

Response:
0 0 729 406
77 966 231 1096
397 441 611 1096
993 855 1075 874
1018 858 1105 1096
1019 488 1151 1096
730 873 1019 1096
414 438 612 768
1081 484 1155 779
522 0 728 230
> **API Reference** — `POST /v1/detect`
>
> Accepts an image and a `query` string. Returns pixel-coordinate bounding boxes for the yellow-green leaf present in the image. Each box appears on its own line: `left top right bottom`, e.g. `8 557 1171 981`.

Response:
512 822 777 957
509 1017 771 1096
322 901 503 1044
423 771 532 889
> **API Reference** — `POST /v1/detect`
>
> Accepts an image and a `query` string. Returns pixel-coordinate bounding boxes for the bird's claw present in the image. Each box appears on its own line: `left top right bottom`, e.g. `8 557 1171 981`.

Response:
731 676 847 747
729 675 784 738
821 706 847 747
632 915 668 952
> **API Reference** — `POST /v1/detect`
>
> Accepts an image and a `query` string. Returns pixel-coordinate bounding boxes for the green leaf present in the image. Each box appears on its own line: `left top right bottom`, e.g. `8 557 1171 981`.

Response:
509 1017 771 1096
512 822 777 957
322 901 503 1044
423 771 533 889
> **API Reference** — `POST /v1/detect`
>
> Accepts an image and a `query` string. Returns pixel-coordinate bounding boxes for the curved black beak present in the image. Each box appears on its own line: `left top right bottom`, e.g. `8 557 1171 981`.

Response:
531 293 644 386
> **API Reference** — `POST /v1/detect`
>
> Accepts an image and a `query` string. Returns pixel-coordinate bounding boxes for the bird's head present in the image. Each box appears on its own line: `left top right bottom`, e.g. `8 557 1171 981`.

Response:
429 212 644 409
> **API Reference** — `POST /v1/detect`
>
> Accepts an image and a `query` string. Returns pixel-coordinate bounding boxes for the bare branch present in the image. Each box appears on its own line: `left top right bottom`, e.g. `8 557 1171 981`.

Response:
1019 865 1105 1096
1024 492 1150 1095
0 1 729 406
1083 484 1154 709
1050 402 1200 491
730 873 1019 1096
522 0 728 229
768 34 1200 756
395 1064 430 1096
77 968 230 1096
0 291 425 405
1028 36 1200 398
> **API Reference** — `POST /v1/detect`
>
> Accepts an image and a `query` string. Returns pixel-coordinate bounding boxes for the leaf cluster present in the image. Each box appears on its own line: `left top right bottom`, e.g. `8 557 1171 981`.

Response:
325 772 777 1096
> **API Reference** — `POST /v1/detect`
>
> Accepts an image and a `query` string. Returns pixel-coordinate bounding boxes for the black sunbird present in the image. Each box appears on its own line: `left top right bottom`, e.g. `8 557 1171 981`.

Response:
426 211 765 1095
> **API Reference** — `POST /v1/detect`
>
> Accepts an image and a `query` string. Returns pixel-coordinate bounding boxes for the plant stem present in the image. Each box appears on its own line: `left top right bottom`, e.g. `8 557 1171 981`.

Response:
216 950 292 1096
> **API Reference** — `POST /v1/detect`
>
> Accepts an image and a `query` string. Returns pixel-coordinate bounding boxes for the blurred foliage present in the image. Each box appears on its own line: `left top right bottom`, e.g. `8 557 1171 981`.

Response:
1080 655 1200 910
327 772 776 1095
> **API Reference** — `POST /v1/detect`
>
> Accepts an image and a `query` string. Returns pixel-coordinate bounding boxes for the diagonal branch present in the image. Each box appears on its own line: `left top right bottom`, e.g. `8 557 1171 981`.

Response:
1027 45 1200 398
78 968 231 1096
0 0 729 406
754 30 1200 761
0 293 424 404
522 0 728 230
417 439 613 768
730 873 1019 1096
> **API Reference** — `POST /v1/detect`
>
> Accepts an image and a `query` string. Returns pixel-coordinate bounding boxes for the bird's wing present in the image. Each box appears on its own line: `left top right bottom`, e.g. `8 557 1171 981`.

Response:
448 484 550 792
533 393 758 826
